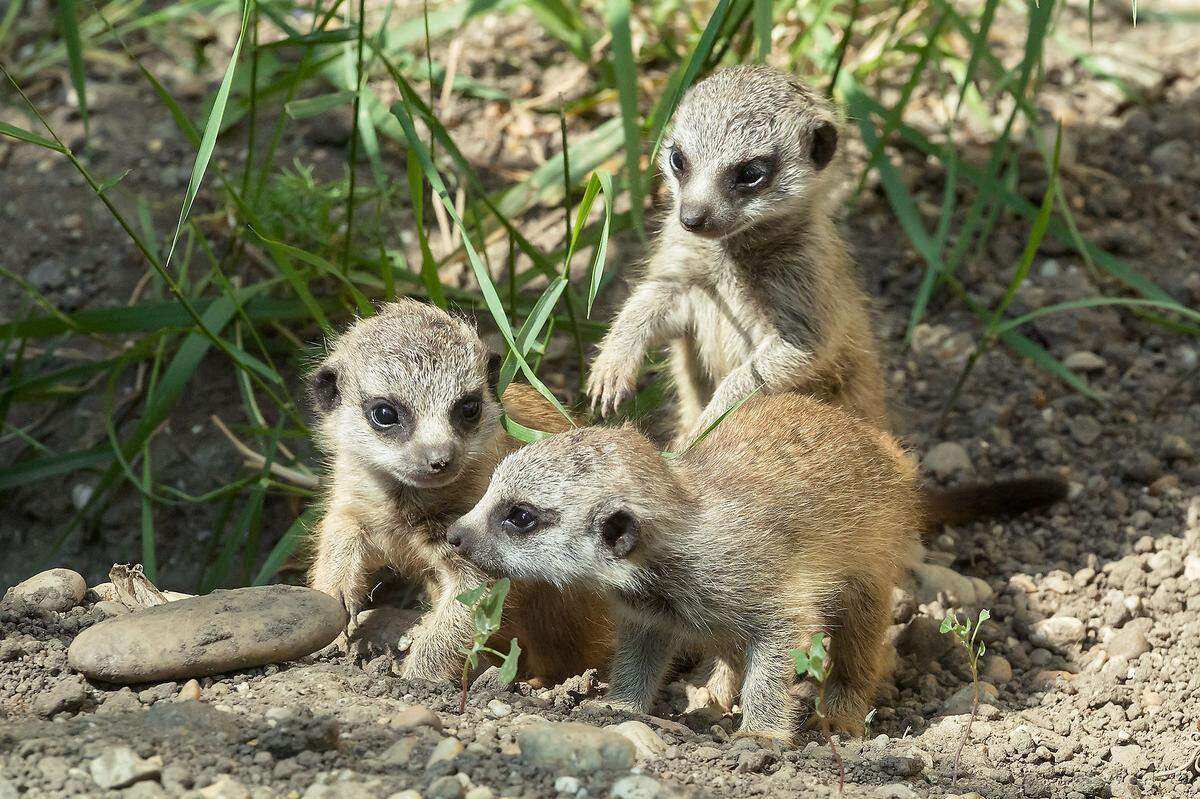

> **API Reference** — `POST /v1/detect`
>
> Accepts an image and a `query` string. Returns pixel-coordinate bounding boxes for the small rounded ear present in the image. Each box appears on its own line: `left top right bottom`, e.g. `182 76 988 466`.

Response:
600 509 639 559
311 365 340 414
811 121 838 170
487 352 502 398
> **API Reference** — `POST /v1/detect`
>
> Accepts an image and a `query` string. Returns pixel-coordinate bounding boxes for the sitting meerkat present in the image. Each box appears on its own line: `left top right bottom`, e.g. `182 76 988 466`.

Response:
308 299 612 684
586 63 1065 521
446 392 921 741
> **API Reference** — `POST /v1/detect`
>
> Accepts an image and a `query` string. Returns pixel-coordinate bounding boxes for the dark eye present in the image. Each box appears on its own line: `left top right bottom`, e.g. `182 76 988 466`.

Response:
502 505 538 534
369 402 400 428
669 147 687 174
458 395 482 421
735 161 769 188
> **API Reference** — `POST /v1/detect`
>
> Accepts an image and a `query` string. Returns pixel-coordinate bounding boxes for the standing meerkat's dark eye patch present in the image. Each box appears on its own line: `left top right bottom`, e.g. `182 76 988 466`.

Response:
365 399 413 436
811 122 838 170
311 366 340 414
669 147 688 175
731 157 776 191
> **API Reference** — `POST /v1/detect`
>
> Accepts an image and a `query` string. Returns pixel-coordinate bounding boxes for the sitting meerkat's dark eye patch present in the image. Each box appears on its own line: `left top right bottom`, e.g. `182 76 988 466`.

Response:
365 399 412 435
731 157 776 191
452 392 484 430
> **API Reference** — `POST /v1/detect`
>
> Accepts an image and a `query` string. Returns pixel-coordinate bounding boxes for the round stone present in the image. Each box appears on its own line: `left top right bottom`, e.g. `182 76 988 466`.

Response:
68 585 347 683
9 568 87 612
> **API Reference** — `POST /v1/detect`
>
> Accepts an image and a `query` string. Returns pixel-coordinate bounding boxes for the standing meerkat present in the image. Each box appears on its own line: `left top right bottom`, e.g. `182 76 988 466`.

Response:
588 64 884 434
587 64 1065 520
446 393 922 741
308 299 612 684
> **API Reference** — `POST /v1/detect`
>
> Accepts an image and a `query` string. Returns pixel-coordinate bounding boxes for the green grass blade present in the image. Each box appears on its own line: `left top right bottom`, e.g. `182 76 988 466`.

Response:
995 297 1200 335
0 120 66 151
260 28 357 48
845 85 943 277
856 10 948 191
607 0 645 241
390 100 572 424
384 64 559 279
586 170 614 316
253 506 319 585
988 123 1061 329
139 444 157 581
0 446 113 492
648 0 737 166
953 0 1001 119
753 0 771 61
164 0 252 269
406 146 448 308
669 385 761 458
284 91 356 118
497 277 568 391
999 329 1101 401
0 0 23 51
248 228 373 317
56 0 89 139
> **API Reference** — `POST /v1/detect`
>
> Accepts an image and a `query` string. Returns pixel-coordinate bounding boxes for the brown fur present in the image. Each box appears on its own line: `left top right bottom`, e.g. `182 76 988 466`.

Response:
450 393 922 741
307 300 611 684
588 64 1064 523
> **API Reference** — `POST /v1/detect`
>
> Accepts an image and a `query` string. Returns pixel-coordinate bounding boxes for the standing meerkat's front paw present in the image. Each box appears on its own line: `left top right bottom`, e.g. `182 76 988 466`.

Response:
587 353 639 417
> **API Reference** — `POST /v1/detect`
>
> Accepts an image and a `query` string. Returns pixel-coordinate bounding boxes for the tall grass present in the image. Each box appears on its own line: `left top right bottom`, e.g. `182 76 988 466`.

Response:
1 0 1195 588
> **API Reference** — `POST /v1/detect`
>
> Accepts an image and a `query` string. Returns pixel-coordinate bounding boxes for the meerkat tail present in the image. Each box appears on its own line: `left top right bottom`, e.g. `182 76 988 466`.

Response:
920 475 1068 531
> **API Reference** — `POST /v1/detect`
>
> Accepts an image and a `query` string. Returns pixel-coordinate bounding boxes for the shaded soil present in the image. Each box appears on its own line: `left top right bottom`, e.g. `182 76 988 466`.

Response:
2 1 1200 797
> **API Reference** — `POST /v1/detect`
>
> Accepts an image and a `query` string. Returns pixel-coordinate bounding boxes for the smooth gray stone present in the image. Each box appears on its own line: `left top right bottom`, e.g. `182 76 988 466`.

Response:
68 585 347 683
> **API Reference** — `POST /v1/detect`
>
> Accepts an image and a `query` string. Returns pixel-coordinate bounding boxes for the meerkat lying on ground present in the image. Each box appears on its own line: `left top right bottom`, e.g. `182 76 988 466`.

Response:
587 64 1065 523
446 393 921 742
307 299 612 684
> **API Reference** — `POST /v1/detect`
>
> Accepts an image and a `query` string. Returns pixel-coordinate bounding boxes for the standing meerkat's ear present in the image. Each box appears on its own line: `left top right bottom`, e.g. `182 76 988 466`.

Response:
811 121 838 170
311 364 340 414
487 352 502 398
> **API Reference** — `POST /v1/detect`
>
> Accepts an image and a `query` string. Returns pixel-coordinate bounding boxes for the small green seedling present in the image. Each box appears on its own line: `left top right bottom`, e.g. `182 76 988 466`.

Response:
941 608 991 786
789 632 844 793
455 578 522 713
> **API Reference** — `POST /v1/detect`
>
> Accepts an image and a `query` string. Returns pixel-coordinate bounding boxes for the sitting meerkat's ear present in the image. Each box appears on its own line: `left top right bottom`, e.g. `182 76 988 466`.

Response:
311 364 340 414
810 120 838 170
593 504 640 559
487 352 502 398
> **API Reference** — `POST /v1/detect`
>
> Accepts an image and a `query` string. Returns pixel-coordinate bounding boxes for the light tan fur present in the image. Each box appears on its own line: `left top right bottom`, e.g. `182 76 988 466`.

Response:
587 64 1065 523
307 299 612 684
588 65 887 439
449 393 921 741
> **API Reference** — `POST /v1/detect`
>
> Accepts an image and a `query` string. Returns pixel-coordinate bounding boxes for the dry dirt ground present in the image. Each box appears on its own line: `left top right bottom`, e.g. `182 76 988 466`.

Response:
3 1 1200 797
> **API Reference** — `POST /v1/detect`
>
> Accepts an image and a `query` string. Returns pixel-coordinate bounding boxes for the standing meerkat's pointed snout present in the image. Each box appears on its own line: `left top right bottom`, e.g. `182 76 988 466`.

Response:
455 393 923 743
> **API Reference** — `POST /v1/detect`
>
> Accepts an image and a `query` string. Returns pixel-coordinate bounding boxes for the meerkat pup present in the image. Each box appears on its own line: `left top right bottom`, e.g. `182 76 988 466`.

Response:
446 393 921 741
587 63 1065 520
588 64 887 435
308 299 611 684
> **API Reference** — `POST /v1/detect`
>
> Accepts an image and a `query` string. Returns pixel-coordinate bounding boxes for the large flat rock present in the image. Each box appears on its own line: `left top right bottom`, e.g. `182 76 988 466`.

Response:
68 585 347 684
